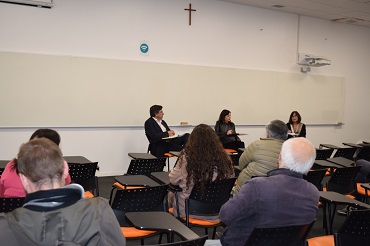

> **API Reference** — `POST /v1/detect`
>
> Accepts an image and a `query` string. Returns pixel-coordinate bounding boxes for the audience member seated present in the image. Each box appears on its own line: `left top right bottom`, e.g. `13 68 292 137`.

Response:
0 138 126 245
337 158 370 215
233 119 288 195
145 105 189 157
214 109 245 151
0 129 71 198
354 159 370 183
168 124 234 221
218 137 319 246
286 111 306 138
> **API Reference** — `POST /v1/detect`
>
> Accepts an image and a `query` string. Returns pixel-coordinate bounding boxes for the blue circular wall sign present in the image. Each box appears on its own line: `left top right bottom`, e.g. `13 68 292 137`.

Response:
140 43 149 53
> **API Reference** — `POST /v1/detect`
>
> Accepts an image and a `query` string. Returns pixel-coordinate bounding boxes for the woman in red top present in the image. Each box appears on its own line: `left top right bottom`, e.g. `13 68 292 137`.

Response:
0 129 71 197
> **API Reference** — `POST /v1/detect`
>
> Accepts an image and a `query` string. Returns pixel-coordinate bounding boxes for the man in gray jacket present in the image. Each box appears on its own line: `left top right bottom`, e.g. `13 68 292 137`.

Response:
0 138 126 245
233 119 288 195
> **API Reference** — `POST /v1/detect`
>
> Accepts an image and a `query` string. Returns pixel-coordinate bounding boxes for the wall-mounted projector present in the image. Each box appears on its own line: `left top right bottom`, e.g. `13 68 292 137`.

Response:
298 53 331 70
297 53 331 72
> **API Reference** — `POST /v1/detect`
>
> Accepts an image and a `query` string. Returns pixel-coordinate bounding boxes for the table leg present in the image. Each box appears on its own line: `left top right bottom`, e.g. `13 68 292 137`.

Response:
328 203 337 235
322 202 328 235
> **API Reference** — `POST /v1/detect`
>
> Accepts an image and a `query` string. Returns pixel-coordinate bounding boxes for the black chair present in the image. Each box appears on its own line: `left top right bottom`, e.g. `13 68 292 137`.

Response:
354 145 370 161
244 221 315 246
146 235 208 246
304 169 327 191
315 148 334 160
110 185 169 244
334 209 370 245
307 209 370 246
325 166 361 194
68 162 99 197
147 141 175 172
112 158 166 191
333 148 357 160
229 153 240 166
127 158 166 176
181 177 236 239
0 197 25 213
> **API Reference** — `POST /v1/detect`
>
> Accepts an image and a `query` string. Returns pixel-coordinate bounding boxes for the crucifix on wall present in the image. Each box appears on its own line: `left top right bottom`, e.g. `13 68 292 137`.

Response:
184 3 196 26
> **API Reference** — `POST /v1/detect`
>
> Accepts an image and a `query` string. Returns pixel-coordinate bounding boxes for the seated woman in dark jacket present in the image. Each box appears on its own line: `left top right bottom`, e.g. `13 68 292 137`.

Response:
286 111 306 138
215 109 245 150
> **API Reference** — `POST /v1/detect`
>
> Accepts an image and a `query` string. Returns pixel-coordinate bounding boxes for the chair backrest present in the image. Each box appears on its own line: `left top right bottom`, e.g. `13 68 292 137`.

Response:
0 197 25 213
110 185 169 226
315 148 334 160
355 146 370 161
185 177 236 218
68 162 99 195
326 166 361 194
304 169 327 191
334 209 370 246
229 153 240 166
126 158 166 176
244 221 315 246
333 148 357 160
146 235 208 246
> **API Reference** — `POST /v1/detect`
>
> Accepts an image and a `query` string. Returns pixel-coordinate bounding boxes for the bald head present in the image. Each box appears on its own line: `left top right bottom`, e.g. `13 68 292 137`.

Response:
279 137 316 174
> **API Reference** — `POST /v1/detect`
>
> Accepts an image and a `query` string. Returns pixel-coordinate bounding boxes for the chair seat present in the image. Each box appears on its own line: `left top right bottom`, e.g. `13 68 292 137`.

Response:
187 217 221 226
84 191 94 198
120 227 157 238
164 153 174 158
345 194 355 199
168 208 221 226
307 235 334 246
224 149 237 154
113 182 145 190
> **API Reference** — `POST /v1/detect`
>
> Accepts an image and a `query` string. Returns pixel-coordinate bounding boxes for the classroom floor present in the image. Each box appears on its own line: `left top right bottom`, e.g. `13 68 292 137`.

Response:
97 176 347 245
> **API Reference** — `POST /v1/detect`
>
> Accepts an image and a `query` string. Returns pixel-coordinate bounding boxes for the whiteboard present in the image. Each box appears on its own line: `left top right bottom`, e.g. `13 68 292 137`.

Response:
0 52 343 127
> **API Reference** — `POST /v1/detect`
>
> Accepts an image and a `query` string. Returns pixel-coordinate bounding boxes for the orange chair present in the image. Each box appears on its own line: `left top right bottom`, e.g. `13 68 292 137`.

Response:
171 178 236 239
68 162 99 197
245 221 315 246
110 185 169 245
356 183 370 203
112 158 166 190
164 152 174 172
306 235 334 246
224 148 237 154
307 209 370 246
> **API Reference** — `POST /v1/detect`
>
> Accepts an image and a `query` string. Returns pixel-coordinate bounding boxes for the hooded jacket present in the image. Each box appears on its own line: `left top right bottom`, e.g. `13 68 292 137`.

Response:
0 184 126 246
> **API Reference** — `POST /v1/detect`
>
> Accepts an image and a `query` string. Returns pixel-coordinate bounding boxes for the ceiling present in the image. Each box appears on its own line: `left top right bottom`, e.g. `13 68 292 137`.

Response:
218 0 370 28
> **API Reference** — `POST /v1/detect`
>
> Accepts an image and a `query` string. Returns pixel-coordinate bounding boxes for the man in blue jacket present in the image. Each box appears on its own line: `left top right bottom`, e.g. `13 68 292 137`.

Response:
219 137 319 246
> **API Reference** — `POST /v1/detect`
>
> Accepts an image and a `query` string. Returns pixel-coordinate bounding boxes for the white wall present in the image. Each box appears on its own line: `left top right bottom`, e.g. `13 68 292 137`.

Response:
0 0 369 176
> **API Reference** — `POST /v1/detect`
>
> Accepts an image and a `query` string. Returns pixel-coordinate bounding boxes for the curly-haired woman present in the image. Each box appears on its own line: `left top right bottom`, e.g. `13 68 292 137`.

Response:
168 124 234 221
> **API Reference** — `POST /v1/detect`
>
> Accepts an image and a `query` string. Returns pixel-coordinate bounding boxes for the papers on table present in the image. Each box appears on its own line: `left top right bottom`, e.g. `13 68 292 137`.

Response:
162 135 178 140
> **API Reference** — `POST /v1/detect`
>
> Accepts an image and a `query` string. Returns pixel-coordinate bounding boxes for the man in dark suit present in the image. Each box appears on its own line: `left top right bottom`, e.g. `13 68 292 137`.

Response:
144 105 189 157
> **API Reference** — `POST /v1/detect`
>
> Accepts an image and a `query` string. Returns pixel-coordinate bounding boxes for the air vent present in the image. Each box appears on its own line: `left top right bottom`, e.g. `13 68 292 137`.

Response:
332 17 366 24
